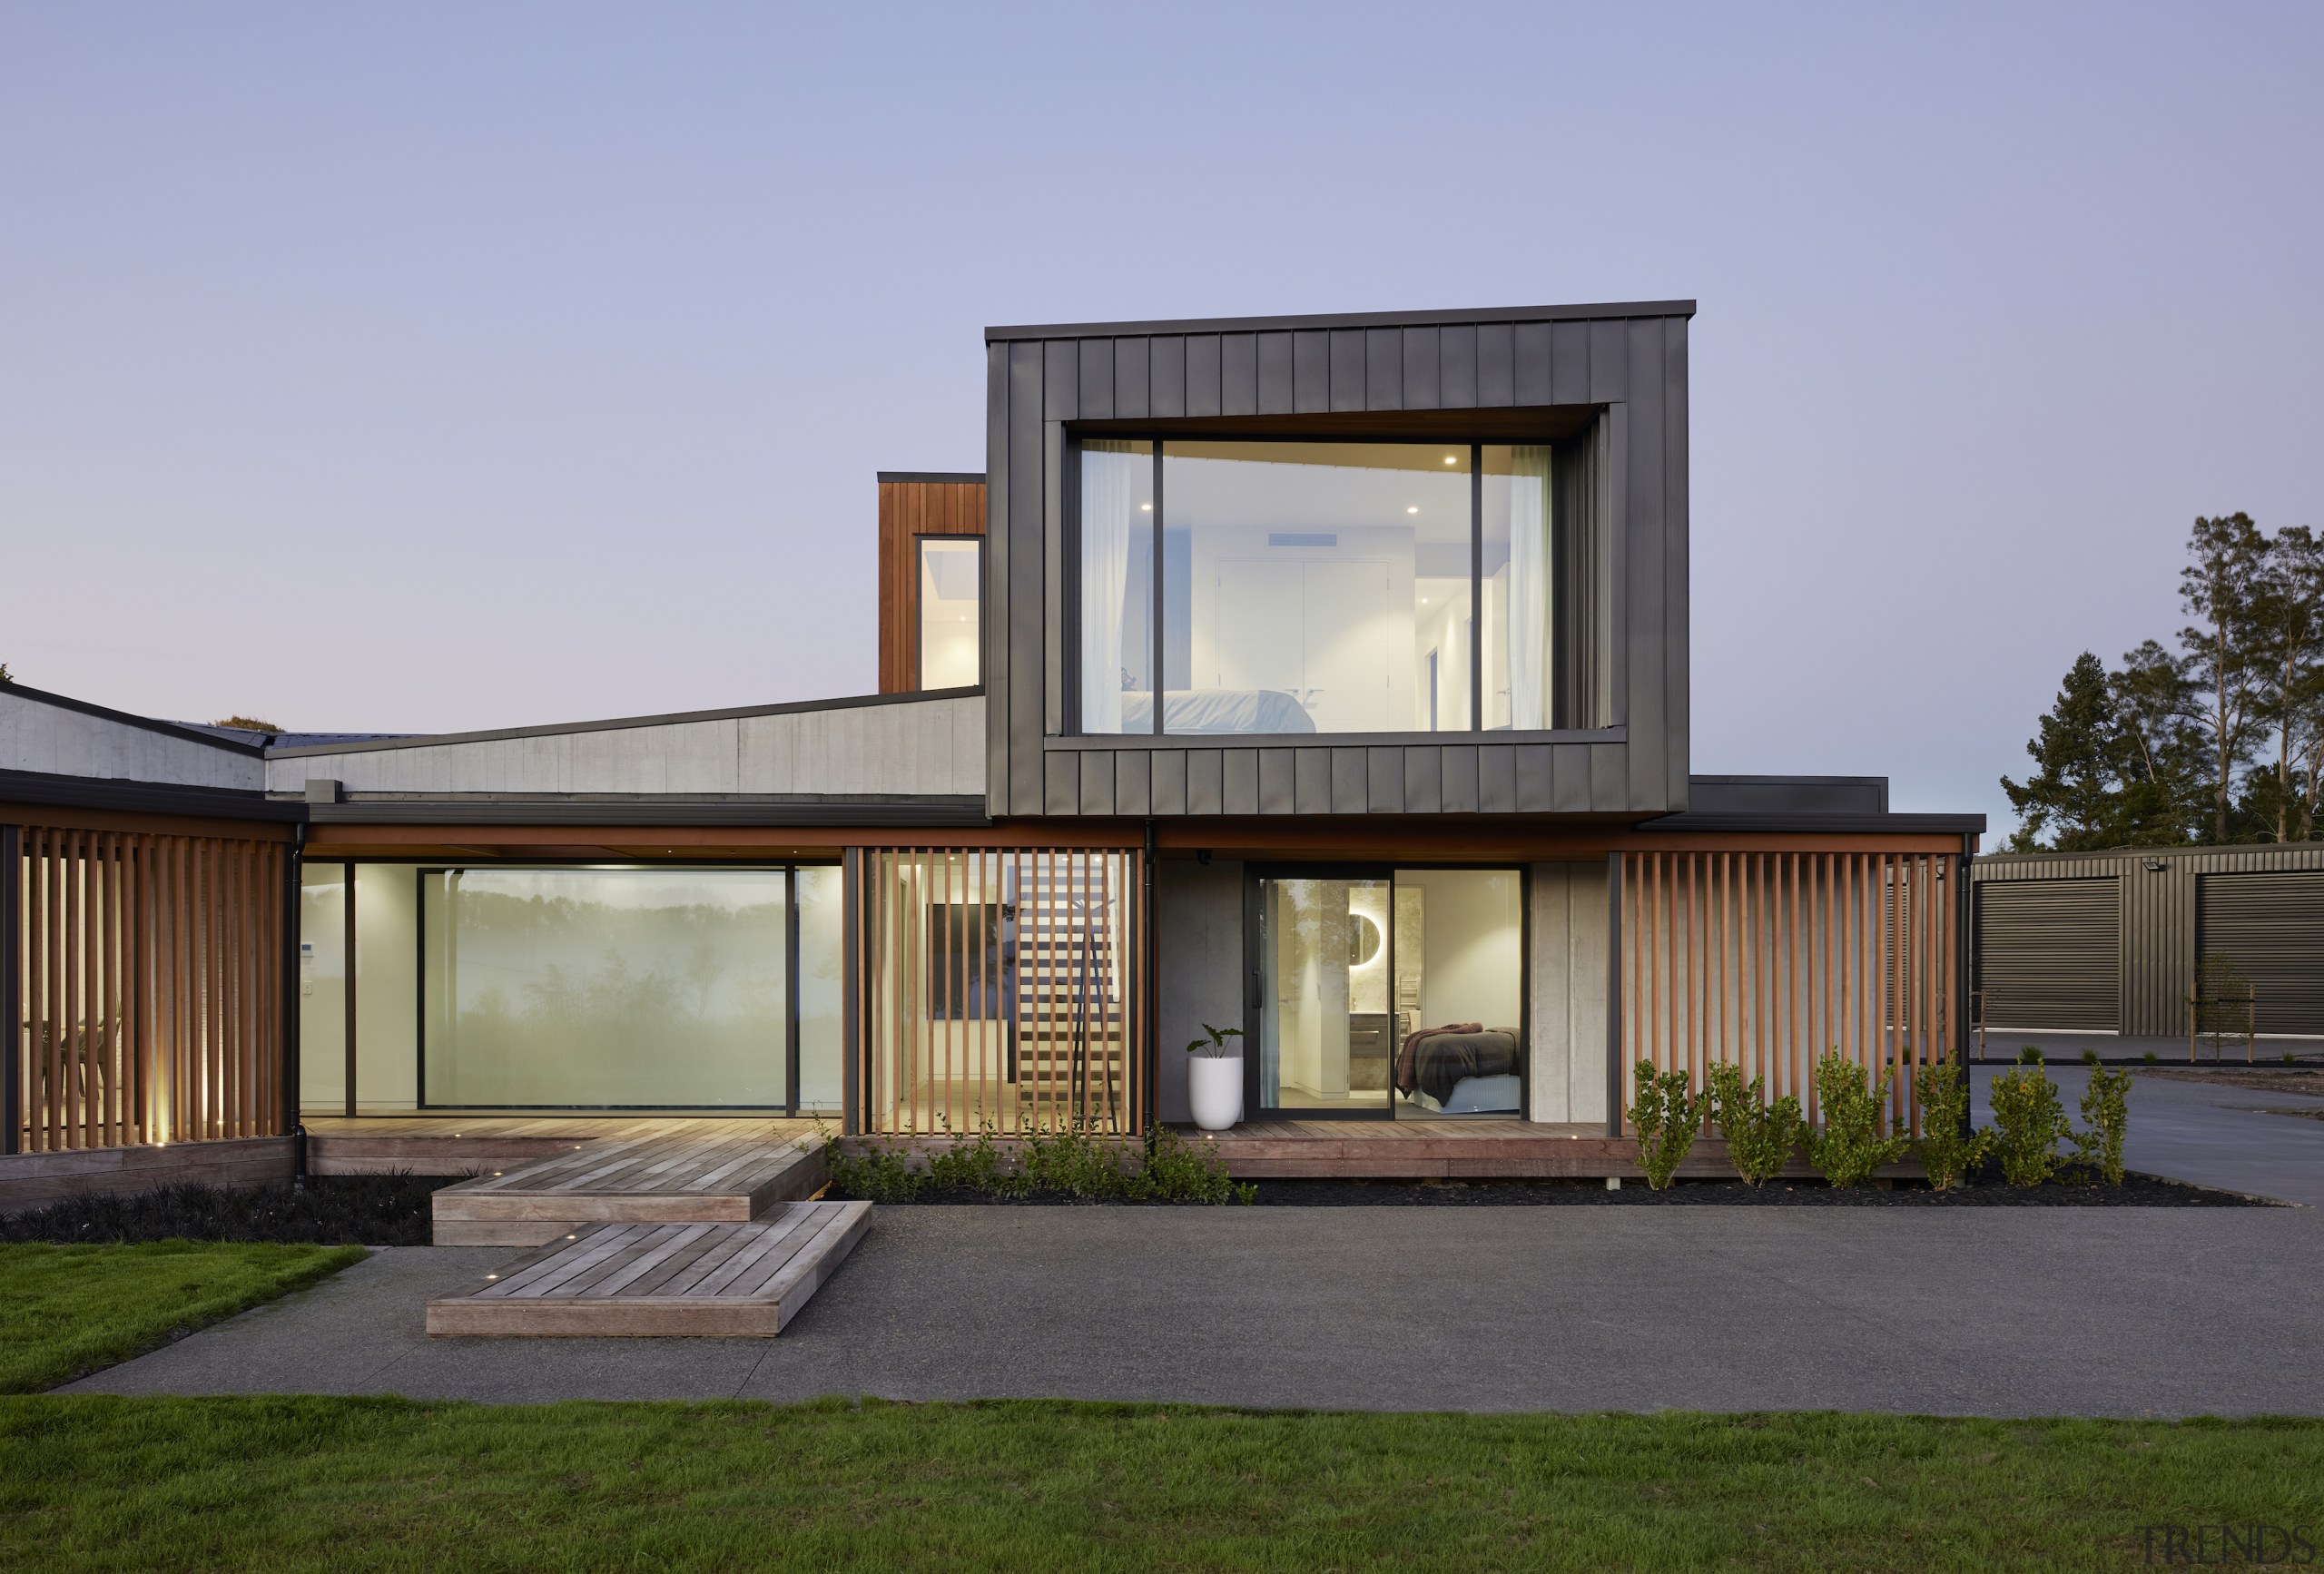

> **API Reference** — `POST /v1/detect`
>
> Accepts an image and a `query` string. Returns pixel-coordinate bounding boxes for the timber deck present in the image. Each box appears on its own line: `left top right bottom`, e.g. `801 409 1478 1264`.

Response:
305 1115 823 1178
427 1124 830 1244
1196 1119 1827 1180
425 1203 872 1337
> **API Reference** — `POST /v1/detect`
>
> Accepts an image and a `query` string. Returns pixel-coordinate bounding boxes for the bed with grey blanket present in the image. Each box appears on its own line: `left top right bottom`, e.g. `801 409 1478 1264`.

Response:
1393 1027 1521 1106
1118 689 1316 734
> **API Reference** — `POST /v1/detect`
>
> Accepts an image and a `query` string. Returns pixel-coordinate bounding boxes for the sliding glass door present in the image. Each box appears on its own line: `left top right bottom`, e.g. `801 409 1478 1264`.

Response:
1250 867 1525 1119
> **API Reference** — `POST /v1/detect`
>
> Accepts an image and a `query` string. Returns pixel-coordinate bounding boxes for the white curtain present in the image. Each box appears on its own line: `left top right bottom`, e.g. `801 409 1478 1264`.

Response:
1506 445 1552 730
1080 443 1138 733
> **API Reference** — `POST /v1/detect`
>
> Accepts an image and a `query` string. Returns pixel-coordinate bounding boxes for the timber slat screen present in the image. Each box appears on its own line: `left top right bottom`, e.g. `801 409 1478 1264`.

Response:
10 825 284 1152
1620 851 1957 1136
854 847 1144 1136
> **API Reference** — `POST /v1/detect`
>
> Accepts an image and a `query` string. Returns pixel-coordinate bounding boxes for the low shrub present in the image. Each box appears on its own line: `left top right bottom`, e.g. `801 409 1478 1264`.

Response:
1913 1058 1989 1192
1627 1063 1705 1191
1988 1067 2072 1186
824 1142 927 1204
2081 1048 2102 1067
2073 1065 2134 1185
0 1174 450 1247
824 1121 1254 1205
1706 1062 1801 1186
2017 1046 2044 1067
1806 1052 1909 1188
2142 1051 2160 1065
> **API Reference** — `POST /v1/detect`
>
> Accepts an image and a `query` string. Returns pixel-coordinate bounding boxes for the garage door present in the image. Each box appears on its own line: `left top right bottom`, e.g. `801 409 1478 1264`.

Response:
2198 871 2324 1036
1974 878 2121 1030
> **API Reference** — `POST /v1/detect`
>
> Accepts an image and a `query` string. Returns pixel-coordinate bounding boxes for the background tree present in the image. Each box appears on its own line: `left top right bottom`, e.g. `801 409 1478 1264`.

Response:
2002 654 2130 851
2250 525 2324 842
2108 639 2204 844
2177 513 2272 842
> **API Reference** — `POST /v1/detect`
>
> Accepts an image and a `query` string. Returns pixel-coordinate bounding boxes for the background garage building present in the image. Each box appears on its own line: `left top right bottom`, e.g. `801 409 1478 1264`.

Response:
1972 843 2324 1037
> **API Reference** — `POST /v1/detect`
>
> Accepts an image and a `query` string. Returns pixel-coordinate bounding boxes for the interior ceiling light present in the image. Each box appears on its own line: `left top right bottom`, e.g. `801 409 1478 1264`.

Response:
1406 506 1419 514
1443 455 1457 464
1139 503 1152 511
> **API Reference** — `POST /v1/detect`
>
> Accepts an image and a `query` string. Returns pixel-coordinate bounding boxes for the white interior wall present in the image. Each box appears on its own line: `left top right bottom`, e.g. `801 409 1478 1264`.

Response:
353 863 419 1113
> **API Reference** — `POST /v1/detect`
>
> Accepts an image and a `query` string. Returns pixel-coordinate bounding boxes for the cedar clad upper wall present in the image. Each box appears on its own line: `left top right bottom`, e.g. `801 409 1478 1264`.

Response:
982 302 1693 820
876 477 986 694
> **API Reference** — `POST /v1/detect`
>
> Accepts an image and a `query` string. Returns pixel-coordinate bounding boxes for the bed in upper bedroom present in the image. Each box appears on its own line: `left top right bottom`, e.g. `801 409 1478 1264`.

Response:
1118 689 1316 734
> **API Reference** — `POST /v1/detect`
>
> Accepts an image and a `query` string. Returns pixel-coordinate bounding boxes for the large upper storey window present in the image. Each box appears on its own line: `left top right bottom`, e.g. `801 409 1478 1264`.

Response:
1077 435 1606 736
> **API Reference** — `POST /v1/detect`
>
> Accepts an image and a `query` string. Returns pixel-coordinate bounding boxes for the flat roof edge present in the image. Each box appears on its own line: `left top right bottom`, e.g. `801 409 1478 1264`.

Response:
986 300 1699 342
876 471 986 485
267 687 984 760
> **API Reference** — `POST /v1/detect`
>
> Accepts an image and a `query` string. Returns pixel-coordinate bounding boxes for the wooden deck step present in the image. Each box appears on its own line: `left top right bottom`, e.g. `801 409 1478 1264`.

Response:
429 1129 827 1245
425 1202 873 1337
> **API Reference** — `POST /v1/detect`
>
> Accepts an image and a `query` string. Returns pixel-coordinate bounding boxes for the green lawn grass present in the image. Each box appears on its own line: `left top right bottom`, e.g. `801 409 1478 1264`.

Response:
0 1241 366 1394
3 1396 2318 1571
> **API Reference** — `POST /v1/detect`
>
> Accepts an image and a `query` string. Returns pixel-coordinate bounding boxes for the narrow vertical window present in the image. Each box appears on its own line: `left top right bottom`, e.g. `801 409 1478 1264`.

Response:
1078 438 1155 733
1482 444 1555 730
916 537 982 690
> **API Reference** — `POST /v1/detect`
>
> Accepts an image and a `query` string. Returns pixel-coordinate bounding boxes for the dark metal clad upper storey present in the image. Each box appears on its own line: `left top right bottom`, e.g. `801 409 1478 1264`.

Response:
982 300 1693 819
986 300 1699 342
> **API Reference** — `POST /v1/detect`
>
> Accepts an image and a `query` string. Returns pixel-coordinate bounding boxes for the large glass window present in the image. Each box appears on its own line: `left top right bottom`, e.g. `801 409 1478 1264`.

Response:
917 537 981 690
420 867 790 1108
1077 434 1599 736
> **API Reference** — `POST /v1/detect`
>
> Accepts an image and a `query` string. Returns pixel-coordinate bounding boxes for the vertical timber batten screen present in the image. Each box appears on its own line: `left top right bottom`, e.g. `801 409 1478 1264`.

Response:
1620 851 1955 1137
853 847 1145 1136
11 825 285 1153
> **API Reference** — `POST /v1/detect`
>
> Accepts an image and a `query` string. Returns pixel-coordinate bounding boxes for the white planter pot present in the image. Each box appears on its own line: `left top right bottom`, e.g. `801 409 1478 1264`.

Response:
1187 1055 1245 1132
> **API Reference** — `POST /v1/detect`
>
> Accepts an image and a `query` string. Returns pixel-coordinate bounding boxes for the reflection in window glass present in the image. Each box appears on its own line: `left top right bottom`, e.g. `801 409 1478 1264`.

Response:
1482 445 1555 730
421 868 788 1108
795 865 843 1112
1159 442 1471 734
1078 439 1154 732
298 864 346 1115
917 538 981 690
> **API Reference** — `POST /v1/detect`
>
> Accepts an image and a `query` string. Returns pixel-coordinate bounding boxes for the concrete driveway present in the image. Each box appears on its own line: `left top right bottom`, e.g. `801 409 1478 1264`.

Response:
63 1205 2324 1416
1970 1062 2324 1205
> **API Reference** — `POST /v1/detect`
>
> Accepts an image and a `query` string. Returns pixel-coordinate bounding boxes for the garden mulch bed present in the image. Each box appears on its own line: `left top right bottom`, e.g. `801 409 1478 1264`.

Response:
0 1175 459 1246
2139 1067 2324 1097
837 1170 2268 1207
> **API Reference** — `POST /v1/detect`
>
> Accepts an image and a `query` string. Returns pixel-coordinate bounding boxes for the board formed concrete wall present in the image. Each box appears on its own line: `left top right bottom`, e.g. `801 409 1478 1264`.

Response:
1530 861 1610 1124
0 688 261 791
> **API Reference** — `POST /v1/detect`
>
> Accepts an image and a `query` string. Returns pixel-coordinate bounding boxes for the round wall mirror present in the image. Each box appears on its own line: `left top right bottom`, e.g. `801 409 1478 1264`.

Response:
1349 912 1383 967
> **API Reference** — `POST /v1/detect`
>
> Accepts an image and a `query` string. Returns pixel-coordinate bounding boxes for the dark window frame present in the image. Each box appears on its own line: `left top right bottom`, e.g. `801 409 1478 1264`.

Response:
1065 432 1590 740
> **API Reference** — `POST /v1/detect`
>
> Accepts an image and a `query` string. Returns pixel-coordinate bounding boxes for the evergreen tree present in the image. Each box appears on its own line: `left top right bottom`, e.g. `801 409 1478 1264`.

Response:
2110 639 2204 843
2178 513 2272 843
2252 525 2324 841
2002 654 2129 851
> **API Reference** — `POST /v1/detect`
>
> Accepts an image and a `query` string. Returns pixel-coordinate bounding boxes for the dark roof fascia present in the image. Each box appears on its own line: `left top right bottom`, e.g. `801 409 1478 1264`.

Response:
876 471 987 485
985 300 1699 343
1642 812 1987 835
0 681 266 757
306 794 990 828
0 766 301 822
267 687 984 761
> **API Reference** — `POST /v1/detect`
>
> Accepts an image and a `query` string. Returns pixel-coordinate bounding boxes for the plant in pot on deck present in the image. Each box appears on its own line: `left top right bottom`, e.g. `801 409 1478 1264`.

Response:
1186 1024 1246 1132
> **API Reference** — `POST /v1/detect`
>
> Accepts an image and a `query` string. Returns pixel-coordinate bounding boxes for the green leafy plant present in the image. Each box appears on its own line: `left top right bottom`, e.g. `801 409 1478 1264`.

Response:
1706 1062 1801 1186
2017 1046 2044 1067
2142 1050 2160 1065
2080 1048 2101 1067
823 1119 1254 1206
1987 1067 2072 1186
1185 1023 1244 1059
2073 1065 2133 1185
1806 1052 1910 1188
1627 1062 1706 1190
1136 1125 1256 1205
1913 1058 1990 1192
